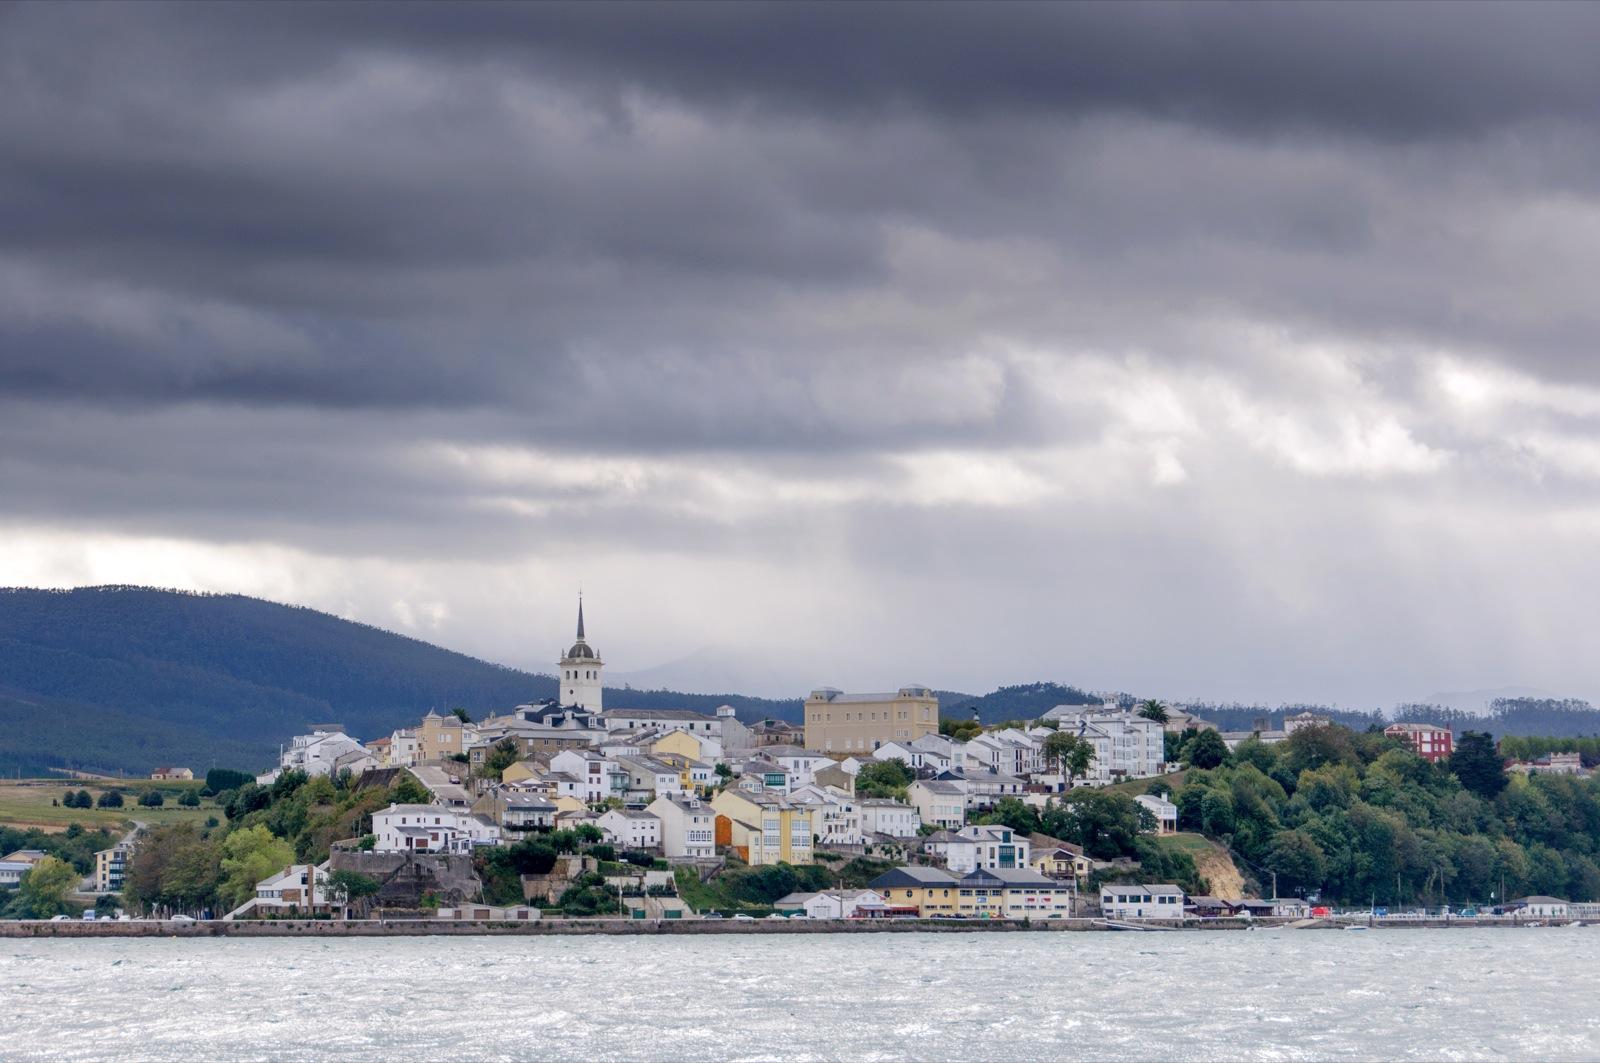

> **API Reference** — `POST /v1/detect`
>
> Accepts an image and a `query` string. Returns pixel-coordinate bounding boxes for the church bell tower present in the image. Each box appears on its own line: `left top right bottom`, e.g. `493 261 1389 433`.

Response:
558 596 603 713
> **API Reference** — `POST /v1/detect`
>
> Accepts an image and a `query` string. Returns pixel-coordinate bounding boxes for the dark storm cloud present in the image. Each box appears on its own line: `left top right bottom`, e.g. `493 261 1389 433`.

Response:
39 1 1600 136
4 0 1600 426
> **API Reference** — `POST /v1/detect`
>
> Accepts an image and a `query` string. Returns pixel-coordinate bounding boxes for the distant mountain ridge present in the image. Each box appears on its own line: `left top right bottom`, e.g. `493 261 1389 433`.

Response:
7 586 1599 779
0 586 799 777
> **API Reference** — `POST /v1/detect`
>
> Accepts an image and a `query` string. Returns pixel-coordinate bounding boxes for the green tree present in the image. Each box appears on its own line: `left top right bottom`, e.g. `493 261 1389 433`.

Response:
1042 730 1094 782
122 824 221 915
1263 828 1327 897
178 791 201 807
14 856 78 918
206 768 255 793
389 773 432 805
477 739 520 781
1281 725 1358 777
96 790 124 809
1137 699 1169 725
1450 731 1508 800
450 707 473 724
218 825 295 912
855 759 914 799
139 790 165 807
1185 729 1230 770
326 869 381 916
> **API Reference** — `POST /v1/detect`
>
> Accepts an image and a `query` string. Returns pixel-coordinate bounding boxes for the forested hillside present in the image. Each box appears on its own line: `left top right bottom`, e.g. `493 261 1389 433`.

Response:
1179 699 1600 738
940 682 1103 724
0 587 799 777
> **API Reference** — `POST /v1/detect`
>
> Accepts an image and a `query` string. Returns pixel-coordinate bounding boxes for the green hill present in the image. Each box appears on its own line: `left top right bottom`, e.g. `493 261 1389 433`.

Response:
0 586 799 777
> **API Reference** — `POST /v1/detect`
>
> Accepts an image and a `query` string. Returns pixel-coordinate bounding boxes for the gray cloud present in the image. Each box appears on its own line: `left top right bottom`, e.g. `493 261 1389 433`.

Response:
5 1 1600 705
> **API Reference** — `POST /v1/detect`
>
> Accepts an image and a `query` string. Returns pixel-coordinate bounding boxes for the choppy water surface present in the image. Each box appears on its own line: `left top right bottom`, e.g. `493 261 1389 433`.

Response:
4 928 1598 1060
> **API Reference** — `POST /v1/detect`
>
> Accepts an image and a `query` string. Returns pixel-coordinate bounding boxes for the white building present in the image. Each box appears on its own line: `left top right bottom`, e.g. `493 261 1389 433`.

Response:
600 708 722 741
614 755 689 801
597 809 662 850
759 746 835 788
371 804 501 853
258 730 376 785
788 785 862 846
907 780 966 829
387 728 420 767
549 749 629 803
909 733 960 773
774 889 886 919
925 825 1031 873
859 798 920 838
225 862 336 919
871 741 928 771
558 597 604 713
1101 883 1185 920
1040 705 1165 784
962 729 1044 777
1512 896 1570 919
1135 794 1179 834
646 795 716 860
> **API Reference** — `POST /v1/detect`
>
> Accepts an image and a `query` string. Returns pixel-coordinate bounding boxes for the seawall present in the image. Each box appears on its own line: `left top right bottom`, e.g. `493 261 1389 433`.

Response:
0 916 1542 937
3 917 1245 937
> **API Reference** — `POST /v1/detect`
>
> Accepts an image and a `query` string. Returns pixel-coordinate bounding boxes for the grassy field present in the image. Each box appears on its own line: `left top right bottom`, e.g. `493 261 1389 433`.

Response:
0 779 223 832
1105 770 1186 796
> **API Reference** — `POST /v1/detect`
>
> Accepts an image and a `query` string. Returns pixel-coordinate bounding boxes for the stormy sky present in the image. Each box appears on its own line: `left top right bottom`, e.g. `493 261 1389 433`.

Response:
5 1 1600 708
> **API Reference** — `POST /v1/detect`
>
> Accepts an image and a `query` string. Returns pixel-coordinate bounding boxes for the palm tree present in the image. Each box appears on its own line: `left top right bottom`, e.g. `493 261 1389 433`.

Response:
1137 699 1169 725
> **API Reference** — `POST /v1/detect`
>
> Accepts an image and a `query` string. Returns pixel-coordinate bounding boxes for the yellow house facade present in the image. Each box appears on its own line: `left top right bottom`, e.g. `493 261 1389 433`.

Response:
866 867 959 916
710 790 815 865
1030 845 1092 884
651 730 708 762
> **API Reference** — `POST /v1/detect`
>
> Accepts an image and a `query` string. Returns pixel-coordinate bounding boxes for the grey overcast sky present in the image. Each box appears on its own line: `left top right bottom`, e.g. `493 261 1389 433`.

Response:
4 1 1600 706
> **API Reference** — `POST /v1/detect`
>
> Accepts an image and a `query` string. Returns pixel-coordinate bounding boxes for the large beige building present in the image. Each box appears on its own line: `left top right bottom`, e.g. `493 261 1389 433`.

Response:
803 686 939 754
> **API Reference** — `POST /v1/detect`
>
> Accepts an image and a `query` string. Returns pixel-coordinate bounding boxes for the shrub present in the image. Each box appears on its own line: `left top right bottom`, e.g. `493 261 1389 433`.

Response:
96 791 125 809
138 790 165 807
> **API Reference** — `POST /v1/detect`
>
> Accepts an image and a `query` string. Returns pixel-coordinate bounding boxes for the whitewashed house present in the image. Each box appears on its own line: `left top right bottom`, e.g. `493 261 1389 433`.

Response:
774 889 886 919
1039 706 1165 784
258 730 376 785
647 794 716 860
371 804 501 853
1101 883 1185 920
859 798 920 838
788 785 862 846
907 780 966 829
1135 794 1179 834
597 809 662 850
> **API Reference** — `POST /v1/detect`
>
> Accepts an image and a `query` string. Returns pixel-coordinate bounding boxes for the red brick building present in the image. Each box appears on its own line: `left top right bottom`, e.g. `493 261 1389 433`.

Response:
1384 723 1454 762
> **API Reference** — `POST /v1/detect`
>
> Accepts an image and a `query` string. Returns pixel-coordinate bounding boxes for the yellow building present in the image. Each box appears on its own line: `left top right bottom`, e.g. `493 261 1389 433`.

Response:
803 686 939 754
710 790 815 866
417 710 472 764
652 729 711 763
954 868 1074 918
502 761 544 786
1030 844 1092 884
865 867 960 916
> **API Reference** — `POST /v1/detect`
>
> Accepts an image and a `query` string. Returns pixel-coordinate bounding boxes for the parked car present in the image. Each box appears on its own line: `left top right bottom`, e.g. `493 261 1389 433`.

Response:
168 914 196 923
49 914 71 922
731 913 755 921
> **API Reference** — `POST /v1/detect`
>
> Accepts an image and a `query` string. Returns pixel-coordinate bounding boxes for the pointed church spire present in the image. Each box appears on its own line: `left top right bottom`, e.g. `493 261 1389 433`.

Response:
576 594 585 641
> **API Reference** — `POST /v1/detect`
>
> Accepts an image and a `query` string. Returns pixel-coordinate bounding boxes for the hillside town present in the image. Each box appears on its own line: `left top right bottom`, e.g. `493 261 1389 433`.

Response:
9 601 1599 929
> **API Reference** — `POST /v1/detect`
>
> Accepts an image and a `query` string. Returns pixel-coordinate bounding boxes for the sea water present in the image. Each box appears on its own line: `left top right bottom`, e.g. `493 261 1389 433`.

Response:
4 928 1597 1060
